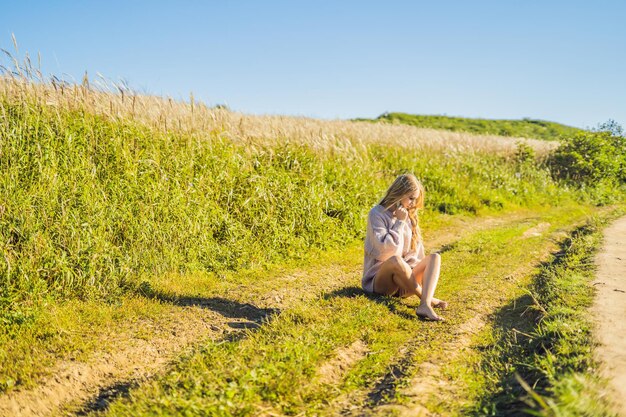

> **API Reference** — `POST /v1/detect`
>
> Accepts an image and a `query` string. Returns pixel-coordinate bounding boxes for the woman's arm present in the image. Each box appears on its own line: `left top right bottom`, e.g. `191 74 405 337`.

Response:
367 210 406 260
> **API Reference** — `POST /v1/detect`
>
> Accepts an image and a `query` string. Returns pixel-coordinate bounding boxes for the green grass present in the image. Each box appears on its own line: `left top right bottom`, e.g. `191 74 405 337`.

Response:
356 112 584 141
1 74 625 416
1 99 580 315
75 204 596 416
441 207 626 417
0 209 524 395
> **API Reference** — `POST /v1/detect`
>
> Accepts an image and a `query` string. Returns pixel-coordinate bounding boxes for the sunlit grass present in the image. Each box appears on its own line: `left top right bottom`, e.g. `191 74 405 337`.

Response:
91 205 596 416
1 46 624 416
0 90 573 311
448 209 626 417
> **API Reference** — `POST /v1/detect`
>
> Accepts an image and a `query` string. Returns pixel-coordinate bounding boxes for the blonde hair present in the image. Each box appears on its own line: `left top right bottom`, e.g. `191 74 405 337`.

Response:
379 173 425 251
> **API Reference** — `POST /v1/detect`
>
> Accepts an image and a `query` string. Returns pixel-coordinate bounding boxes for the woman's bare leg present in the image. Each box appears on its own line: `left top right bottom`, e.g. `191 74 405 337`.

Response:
412 254 444 321
374 254 445 321
409 255 447 309
373 256 418 296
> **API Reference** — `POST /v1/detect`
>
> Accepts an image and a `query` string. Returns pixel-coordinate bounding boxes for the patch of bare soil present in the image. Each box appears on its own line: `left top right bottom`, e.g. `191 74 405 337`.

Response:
317 340 370 386
522 222 551 238
592 215 626 417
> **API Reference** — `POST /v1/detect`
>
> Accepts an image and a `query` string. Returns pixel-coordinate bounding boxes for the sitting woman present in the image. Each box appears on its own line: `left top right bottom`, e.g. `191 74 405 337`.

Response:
362 173 447 321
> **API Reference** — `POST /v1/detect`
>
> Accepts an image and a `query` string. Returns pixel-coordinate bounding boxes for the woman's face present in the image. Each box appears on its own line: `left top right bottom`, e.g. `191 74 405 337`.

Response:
399 191 420 209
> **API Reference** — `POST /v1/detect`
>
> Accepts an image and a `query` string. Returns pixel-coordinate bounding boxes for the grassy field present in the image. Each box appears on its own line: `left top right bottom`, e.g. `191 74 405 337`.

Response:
1 62 625 416
357 112 584 141
4 204 622 416
81 205 616 417
0 77 573 308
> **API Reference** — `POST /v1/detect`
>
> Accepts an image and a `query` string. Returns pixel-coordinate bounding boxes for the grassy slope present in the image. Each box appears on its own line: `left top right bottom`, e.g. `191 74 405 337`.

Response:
355 112 584 141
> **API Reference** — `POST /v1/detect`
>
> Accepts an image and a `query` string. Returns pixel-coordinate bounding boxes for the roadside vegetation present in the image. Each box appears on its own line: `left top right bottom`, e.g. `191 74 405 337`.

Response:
1 48 625 416
464 213 625 417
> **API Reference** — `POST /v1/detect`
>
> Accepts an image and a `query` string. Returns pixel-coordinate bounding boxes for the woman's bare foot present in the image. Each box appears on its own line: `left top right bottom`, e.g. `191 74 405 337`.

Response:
431 299 449 310
416 304 444 321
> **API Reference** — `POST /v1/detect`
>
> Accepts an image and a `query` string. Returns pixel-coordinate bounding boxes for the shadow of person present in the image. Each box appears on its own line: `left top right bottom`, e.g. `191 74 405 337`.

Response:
323 285 416 320
134 281 280 324
157 294 280 323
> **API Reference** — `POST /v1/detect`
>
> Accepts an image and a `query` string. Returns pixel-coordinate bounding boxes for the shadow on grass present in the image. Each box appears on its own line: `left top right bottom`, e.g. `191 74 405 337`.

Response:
77 288 280 415
135 281 280 326
434 241 458 254
155 293 279 325
466 293 540 417
365 342 420 407
465 223 596 416
324 285 416 320
76 381 138 416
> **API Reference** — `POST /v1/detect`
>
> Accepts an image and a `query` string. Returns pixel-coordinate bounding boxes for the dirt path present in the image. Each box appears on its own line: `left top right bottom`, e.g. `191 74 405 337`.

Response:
592 215 626 417
0 211 534 417
322 215 571 417
369 257 548 417
0 308 227 416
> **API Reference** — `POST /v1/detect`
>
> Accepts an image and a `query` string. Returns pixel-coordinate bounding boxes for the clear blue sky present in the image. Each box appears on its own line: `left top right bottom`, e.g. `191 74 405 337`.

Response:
2 1 625 129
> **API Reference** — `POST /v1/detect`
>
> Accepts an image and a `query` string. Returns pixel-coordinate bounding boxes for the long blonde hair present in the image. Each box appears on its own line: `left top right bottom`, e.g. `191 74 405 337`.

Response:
379 173 425 251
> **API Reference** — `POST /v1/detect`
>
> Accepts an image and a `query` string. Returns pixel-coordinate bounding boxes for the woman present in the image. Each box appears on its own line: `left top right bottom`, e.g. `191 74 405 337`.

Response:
362 173 447 321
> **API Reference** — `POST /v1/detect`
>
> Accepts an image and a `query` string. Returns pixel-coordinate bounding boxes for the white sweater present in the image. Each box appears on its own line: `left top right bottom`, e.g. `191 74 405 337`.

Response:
361 204 425 293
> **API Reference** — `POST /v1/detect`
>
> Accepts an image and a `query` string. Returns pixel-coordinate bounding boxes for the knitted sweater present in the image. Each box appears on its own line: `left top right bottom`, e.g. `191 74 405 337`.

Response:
361 204 425 293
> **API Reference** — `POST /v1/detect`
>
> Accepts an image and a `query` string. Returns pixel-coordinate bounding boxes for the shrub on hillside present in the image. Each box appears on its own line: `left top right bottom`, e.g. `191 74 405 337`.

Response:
513 141 536 165
547 126 626 185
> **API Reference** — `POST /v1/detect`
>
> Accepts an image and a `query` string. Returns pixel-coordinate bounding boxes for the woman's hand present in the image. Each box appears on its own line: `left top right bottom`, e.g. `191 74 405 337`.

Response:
393 206 408 221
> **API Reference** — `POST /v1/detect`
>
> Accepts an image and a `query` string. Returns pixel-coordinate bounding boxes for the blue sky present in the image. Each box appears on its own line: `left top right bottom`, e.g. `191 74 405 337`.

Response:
2 1 625 129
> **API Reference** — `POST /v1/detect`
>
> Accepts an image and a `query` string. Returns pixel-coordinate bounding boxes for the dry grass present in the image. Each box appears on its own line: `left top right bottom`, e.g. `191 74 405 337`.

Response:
0 73 556 156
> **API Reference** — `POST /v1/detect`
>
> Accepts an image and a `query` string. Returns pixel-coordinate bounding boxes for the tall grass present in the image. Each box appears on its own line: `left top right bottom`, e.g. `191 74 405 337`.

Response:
0 98 570 302
0 49 573 317
0 74 557 157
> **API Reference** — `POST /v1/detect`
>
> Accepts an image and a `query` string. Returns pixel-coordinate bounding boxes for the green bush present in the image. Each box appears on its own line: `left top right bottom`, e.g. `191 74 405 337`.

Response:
548 129 626 185
513 141 536 166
